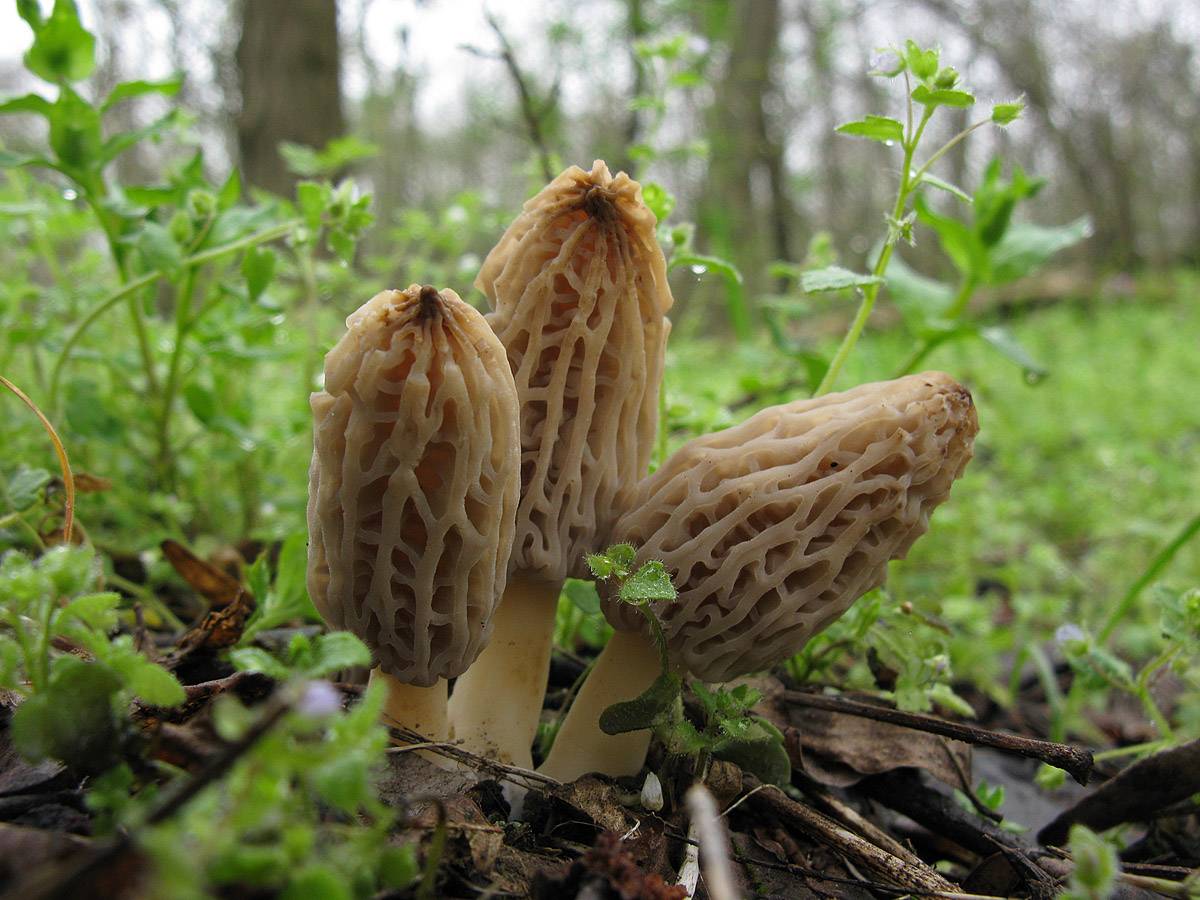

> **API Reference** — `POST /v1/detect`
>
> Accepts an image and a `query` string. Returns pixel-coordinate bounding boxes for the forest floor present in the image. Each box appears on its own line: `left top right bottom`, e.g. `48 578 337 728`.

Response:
2 283 1199 897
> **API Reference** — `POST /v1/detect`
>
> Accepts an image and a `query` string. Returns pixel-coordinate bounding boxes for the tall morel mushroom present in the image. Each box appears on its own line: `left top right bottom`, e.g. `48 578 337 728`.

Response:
539 372 979 782
308 285 520 742
447 161 673 766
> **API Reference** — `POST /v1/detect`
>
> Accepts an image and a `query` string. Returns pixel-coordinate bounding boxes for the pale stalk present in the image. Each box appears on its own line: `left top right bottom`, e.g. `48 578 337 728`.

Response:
446 573 560 768
537 628 662 782
370 668 448 740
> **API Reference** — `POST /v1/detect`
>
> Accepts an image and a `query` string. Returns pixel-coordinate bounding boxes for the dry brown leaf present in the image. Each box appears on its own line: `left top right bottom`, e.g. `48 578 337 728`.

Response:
760 686 971 789
161 539 246 609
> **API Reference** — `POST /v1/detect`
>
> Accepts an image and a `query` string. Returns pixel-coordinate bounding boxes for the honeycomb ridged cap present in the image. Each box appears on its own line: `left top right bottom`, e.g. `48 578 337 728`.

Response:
307 285 520 685
477 160 673 580
603 372 979 682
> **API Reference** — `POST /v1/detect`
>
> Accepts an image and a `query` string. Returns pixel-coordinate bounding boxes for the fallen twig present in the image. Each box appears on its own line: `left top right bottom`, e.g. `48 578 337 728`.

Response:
681 784 738 900
792 769 928 869
860 769 1034 859
784 689 1093 784
742 776 959 896
387 725 561 791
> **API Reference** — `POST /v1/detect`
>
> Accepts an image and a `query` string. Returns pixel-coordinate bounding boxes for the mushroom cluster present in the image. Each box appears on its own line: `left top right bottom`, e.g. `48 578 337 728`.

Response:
308 163 979 785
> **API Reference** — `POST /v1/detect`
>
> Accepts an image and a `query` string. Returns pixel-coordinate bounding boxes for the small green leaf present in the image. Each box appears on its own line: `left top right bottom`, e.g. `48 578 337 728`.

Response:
0 93 55 117
64 379 123 440
835 115 904 144
978 326 1048 382
217 167 242 209
918 172 971 203
208 844 290 887
599 672 682 735
229 647 293 680
933 66 959 88
312 754 371 814
928 682 976 718
11 658 121 771
279 135 377 177
306 632 372 678
100 76 182 111
911 84 975 108
800 266 884 293
296 181 327 229
1066 825 1118 898
618 561 676 605
642 181 675 222
109 649 185 706
99 108 185 166
903 40 939 80
6 465 52 509
991 101 1024 125
241 246 276 301
379 845 420 889
16 0 44 29
24 0 96 83
61 592 120 630
0 149 56 170
988 217 1091 284
281 866 352 900
562 578 601 615
134 221 183 272
47 87 101 174
913 194 986 278
184 383 218 426
668 252 743 285
713 717 792 786
607 544 637 570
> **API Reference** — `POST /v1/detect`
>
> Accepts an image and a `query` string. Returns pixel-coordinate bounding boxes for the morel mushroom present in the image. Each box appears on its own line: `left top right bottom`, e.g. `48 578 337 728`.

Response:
307 285 520 742
539 372 979 782
447 161 673 766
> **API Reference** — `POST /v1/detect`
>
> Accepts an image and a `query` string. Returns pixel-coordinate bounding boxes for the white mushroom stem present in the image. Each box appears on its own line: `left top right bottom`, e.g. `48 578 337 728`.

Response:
370 667 448 743
446 573 560 768
537 628 663 783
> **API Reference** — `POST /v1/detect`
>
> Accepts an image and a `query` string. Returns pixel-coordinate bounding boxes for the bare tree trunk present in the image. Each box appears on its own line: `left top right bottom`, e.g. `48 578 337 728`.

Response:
237 0 345 196
699 0 787 307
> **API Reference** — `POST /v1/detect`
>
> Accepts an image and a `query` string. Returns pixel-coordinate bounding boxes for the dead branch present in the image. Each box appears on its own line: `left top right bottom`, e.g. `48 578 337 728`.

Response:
784 689 1093 784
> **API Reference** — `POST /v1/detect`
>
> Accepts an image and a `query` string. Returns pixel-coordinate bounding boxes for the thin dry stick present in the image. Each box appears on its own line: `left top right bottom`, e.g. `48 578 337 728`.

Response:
480 12 555 182
744 778 959 896
731 852 1007 900
387 725 561 790
792 770 927 869
784 689 1094 784
0 374 75 543
685 783 739 900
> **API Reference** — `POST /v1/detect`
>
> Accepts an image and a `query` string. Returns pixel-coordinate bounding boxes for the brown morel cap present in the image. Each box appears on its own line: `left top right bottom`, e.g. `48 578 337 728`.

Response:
603 372 979 682
476 160 673 582
307 285 520 686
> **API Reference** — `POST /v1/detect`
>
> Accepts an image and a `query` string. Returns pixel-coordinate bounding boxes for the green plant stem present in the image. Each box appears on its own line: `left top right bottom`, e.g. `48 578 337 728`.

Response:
82 185 162 400
48 219 301 407
815 109 932 396
909 119 991 187
1091 739 1170 763
156 267 197 486
895 276 976 376
1133 645 1180 741
1098 512 1200 642
106 570 186 632
299 248 322 391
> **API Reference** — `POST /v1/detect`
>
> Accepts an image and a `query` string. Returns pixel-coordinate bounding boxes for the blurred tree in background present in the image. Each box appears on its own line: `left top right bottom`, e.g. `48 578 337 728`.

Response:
1 0 1198 318
237 0 344 195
